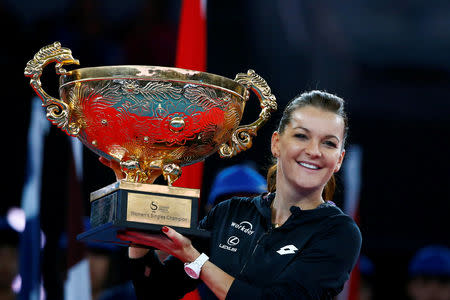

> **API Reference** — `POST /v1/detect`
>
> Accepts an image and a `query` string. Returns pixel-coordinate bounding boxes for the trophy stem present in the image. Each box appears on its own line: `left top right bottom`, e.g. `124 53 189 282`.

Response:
123 168 163 185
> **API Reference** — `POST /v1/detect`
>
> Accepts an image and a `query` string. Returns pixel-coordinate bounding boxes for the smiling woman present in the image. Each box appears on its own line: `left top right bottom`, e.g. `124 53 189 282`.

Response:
105 90 361 300
267 90 349 201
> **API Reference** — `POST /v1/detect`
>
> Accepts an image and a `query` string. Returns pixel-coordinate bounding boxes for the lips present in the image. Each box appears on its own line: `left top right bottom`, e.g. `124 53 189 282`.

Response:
298 161 321 170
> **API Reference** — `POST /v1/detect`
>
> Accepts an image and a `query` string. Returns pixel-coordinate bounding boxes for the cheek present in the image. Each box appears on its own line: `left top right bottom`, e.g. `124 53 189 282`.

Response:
281 141 303 156
325 152 342 169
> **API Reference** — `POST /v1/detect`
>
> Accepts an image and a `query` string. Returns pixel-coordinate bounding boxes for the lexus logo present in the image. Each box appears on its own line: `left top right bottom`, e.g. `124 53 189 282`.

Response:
227 236 240 246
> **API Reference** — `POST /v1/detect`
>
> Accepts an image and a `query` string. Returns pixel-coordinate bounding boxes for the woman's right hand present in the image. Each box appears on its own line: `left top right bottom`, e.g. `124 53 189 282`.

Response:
98 157 126 181
118 228 199 263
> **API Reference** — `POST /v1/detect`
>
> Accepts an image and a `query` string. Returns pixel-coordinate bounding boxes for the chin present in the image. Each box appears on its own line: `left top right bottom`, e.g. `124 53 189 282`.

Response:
294 182 322 192
293 178 330 194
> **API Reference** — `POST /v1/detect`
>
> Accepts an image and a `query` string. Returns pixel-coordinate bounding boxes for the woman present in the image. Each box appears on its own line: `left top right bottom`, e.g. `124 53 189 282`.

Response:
101 90 362 299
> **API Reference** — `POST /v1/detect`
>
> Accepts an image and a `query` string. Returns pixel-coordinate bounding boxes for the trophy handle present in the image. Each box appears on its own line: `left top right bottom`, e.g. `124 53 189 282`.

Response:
218 70 277 158
24 42 80 136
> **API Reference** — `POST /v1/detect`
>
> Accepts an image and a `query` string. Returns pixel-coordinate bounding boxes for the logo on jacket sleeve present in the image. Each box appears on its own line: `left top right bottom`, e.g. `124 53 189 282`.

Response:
276 245 298 255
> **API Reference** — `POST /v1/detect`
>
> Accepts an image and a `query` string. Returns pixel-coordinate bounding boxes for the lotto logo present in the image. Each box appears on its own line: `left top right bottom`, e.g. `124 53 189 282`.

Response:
276 245 298 255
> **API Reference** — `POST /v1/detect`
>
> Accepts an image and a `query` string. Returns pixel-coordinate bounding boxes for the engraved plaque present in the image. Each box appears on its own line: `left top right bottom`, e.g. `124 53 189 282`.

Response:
126 193 191 228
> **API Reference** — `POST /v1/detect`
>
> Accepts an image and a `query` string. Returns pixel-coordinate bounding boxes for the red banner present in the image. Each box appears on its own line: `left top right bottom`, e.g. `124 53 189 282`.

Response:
173 0 207 191
174 1 207 299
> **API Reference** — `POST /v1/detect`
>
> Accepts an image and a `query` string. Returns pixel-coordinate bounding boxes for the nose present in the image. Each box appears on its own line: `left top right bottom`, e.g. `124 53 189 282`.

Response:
305 141 321 158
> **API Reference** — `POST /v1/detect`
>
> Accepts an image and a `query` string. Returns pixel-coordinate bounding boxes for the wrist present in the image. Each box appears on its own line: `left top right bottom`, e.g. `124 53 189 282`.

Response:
184 253 209 279
184 246 201 263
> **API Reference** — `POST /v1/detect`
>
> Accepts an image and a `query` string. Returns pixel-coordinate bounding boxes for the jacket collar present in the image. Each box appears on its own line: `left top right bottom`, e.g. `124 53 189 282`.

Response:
252 192 345 229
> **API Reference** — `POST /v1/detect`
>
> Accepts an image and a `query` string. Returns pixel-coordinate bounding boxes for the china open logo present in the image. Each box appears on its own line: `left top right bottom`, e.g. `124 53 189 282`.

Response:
150 201 158 211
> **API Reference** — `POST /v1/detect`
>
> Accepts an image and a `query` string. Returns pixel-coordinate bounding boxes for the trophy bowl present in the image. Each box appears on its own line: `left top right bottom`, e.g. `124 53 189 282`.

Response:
25 42 277 245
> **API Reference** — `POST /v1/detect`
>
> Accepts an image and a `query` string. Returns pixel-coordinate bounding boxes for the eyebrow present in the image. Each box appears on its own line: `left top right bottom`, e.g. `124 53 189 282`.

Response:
294 126 341 142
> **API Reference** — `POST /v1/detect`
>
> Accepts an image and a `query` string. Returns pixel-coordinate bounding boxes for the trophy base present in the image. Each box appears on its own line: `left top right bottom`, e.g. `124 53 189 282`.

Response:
77 180 210 248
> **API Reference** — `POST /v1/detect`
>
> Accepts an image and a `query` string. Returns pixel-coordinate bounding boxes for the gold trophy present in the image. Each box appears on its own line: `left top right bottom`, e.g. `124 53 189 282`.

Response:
24 42 277 246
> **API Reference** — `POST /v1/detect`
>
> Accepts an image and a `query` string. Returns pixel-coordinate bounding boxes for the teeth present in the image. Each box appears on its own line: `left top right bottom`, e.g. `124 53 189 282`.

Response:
299 162 319 170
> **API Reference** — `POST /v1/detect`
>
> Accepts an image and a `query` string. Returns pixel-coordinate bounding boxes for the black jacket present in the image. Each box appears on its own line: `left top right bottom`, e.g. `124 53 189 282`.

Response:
130 193 362 299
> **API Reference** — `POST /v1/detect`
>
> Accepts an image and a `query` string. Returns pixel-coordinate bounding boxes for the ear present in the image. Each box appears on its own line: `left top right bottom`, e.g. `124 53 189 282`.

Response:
333 149 346 173
271 131 280 158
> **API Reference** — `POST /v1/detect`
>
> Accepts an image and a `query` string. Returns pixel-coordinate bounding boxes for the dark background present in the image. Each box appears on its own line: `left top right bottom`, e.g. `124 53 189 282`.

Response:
1 0 449 299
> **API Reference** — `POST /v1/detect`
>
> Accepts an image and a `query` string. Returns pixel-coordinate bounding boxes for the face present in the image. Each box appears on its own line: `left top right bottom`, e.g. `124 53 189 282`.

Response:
271 106 345 195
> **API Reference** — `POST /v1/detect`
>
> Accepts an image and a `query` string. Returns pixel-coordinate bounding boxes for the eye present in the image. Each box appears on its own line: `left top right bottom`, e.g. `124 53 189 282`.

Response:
324 140 338 148
294 133 307 139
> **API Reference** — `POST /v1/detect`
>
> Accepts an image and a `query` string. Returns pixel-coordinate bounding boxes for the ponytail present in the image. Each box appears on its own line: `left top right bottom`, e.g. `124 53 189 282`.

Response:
322 175 336 201
266 162 336 201
266 163 277 193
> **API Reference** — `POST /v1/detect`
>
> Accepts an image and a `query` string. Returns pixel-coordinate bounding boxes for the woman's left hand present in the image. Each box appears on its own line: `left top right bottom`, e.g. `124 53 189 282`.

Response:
117 227 201 263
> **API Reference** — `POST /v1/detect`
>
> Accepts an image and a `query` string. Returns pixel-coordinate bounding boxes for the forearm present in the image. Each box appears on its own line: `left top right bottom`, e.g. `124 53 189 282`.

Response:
129 249 199 300
128 250 162 299
199 261 235 300
180 245 234 300
152 239 235 300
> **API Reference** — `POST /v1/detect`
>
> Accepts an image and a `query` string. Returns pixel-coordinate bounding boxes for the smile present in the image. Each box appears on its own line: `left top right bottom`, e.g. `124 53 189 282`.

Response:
298 162 320 170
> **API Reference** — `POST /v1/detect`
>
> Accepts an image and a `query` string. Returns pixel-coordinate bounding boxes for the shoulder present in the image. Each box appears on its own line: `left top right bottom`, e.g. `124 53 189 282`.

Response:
301 208 361 270
199 195 261 230
214 195 260 212
328 207 360 234
324 206 360 234
315 207 362 249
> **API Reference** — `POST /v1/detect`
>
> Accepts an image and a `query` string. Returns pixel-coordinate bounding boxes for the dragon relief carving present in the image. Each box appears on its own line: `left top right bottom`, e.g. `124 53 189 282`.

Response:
219 70 277 158
234 69 277 114
184 86 230 110
24 42 80 135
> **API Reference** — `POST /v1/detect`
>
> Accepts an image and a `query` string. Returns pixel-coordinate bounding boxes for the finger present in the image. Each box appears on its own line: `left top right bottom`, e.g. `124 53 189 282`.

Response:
124 230 168 241
109 159 122 170
120 231 172 250
161 226 188 247
99 156 110 167
117 233 147 245
117 232 161 248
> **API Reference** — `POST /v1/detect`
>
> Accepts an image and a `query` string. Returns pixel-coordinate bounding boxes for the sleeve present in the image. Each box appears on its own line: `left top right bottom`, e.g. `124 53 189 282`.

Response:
129 249 200 300
198 201 219 231
226 217 362 300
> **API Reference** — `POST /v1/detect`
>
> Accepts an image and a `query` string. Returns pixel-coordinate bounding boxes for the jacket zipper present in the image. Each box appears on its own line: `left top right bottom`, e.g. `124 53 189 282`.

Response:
239 227 273 275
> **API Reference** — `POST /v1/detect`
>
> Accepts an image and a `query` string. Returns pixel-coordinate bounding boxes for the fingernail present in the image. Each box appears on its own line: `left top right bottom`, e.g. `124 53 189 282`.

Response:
162 226 169 233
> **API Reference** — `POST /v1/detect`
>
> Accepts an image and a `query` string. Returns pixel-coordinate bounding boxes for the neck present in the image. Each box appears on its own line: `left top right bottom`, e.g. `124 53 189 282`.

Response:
271 184 325 227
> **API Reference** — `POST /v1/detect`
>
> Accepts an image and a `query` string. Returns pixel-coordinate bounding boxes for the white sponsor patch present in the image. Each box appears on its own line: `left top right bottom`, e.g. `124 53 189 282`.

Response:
230 221 255 235
276 245 298 255
219 235 240 252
